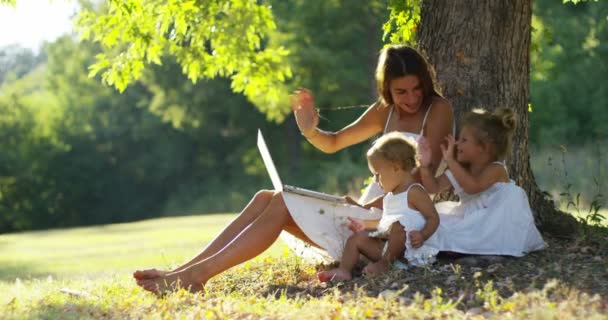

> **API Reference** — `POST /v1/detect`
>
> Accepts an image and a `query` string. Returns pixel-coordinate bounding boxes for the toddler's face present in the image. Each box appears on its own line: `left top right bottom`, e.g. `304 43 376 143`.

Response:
456 126 484 163
368 155 401 193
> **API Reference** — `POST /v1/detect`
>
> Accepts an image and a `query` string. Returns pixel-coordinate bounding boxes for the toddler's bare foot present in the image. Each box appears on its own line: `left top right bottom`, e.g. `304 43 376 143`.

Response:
363 260 390 276
133 268 169 280
138 269 204 295
317 268 352 283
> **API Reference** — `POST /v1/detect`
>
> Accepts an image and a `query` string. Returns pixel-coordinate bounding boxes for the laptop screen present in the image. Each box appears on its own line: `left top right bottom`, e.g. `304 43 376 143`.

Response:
257 130 284 191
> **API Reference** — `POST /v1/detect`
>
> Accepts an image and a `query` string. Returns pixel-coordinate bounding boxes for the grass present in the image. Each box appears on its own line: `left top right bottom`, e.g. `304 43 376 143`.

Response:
1 213 607 319
531 143 607 209
0 214 284 281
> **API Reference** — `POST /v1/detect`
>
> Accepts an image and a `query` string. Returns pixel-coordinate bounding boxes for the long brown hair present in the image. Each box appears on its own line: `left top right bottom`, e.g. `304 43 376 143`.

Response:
375 45 442 107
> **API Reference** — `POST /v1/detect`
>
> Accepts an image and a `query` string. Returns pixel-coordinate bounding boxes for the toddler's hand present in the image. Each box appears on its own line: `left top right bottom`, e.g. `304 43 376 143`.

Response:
343 195 360 206
417 136 432 168
347 217 365 233
409 230 424 248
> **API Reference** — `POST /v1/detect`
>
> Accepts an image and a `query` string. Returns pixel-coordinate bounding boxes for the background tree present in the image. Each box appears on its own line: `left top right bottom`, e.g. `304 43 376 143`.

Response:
0 0 604 233
414 0 577 234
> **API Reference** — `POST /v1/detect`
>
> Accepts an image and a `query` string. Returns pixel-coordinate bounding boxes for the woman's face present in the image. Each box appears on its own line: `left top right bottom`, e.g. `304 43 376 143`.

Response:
389 75 424 114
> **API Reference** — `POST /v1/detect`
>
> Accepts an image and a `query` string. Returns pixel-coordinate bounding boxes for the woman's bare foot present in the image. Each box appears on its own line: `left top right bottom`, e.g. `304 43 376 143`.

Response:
133 268 170 280
317 268 352 283
362 260 390 276
138 269 204 295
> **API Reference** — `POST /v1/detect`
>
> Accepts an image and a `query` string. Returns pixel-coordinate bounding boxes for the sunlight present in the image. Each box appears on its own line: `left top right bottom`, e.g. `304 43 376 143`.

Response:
0 0 78 51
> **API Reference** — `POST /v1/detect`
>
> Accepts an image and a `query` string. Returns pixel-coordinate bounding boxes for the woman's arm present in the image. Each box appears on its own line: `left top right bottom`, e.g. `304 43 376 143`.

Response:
292 90 387 153
421 97 454 174
420 169 452 194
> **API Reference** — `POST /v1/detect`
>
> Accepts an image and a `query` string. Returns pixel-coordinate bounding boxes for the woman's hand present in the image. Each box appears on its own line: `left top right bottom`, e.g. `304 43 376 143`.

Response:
290 89 319 136
440 134 456 162
408 230 424 248
347 217 366 233
417 136 432 168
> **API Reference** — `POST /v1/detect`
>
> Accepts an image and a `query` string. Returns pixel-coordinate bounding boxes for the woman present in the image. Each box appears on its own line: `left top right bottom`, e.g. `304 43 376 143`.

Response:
134 45 454 294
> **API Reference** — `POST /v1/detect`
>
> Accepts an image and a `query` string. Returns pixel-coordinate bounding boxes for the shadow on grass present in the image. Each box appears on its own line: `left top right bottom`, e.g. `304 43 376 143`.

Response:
0 263 58 282
258 234 607 310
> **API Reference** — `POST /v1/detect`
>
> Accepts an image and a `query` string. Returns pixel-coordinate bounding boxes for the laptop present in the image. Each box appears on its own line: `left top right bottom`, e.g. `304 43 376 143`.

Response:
257 129 346 204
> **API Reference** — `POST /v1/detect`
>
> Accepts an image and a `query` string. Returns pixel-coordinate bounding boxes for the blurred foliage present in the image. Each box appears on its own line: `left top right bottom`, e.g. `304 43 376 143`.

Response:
530 0 608 146
0 0 386 232
0 0 605 232
0 45 46 85
75 0 292 122
382 0 421 45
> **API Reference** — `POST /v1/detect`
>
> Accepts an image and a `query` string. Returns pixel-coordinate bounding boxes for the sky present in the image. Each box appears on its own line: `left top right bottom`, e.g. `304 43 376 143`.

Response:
0 0 79 51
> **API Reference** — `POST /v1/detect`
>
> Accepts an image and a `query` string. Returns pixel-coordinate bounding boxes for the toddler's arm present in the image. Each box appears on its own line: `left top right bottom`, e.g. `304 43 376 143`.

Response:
344 194 384 210
408 186 440 248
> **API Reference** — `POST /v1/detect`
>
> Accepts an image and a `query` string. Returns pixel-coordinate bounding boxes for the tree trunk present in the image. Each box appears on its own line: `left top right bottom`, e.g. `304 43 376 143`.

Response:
417 0 577 236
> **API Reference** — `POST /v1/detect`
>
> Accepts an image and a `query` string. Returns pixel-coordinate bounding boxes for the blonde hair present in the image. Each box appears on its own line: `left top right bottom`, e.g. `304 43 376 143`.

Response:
461 107 517 160
366 132 418 170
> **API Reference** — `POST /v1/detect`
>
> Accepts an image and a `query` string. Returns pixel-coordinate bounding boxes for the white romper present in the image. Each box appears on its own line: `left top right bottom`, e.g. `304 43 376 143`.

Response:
370 184 439 266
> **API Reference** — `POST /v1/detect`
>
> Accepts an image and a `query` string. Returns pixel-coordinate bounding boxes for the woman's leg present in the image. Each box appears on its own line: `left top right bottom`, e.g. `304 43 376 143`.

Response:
134 190 276 280
139 192 303 293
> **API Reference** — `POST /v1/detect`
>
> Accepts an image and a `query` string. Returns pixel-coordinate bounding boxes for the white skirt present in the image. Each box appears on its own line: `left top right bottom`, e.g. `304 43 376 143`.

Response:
280 182 384 261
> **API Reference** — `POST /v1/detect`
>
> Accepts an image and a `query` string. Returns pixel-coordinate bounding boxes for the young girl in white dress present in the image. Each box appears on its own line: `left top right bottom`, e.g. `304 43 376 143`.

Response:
317 132 440 282
419 108 546 256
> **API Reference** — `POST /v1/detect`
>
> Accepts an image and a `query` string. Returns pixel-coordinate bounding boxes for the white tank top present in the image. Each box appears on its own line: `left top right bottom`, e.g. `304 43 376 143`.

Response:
358 105 434 203
383 104 433 142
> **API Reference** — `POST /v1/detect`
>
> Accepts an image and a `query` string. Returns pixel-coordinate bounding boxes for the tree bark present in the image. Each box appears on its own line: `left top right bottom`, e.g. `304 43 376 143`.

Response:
417 0 577 236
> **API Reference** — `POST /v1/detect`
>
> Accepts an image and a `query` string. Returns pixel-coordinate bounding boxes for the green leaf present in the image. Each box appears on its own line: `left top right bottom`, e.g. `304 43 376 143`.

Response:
74 0 292 119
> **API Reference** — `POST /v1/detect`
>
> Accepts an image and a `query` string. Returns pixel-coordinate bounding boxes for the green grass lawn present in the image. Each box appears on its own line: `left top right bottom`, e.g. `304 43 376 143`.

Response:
0 213 285 282
1 213 606 319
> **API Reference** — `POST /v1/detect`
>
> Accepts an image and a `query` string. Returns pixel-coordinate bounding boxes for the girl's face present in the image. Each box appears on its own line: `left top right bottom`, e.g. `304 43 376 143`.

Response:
456 126 487 164
389 75 424 114
368 154 403 193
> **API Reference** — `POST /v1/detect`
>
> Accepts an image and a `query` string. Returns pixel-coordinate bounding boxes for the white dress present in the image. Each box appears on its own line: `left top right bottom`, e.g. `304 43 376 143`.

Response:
427 163 547 256
371 184 439 266
280 105 434 261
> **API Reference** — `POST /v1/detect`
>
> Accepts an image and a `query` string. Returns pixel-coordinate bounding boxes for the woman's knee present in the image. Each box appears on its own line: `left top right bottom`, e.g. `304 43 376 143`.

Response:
253 190 275 203
238 190 275 219
255 191 290 223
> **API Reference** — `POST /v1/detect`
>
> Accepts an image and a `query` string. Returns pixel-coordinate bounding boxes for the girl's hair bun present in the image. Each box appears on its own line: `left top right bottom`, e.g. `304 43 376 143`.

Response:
493 107 516 133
